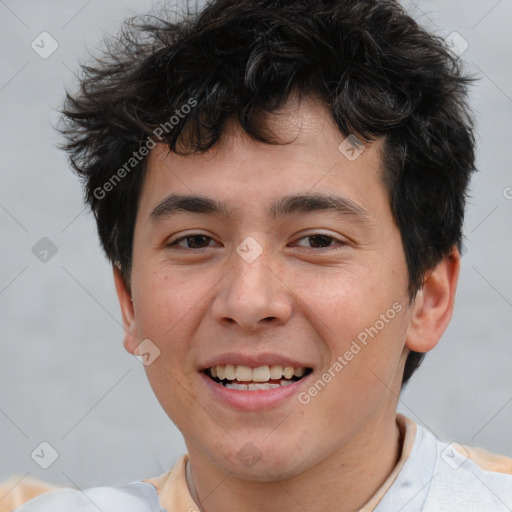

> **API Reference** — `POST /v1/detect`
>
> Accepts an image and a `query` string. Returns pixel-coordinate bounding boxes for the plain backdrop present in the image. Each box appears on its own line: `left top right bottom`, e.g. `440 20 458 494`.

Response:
1 0 511 489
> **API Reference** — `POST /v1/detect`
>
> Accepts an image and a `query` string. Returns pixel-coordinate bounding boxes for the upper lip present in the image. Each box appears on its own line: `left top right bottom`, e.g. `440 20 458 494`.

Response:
200 352 312 371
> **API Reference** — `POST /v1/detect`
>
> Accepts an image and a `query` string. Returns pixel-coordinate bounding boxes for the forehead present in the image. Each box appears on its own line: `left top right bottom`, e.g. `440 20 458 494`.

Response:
138 97 388 220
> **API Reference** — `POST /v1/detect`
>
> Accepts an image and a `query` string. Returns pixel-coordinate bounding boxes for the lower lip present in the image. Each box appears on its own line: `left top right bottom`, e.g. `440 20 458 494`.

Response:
200 372 311 411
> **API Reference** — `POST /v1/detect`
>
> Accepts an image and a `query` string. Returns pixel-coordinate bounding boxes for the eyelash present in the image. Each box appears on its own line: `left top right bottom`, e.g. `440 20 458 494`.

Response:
167 233 347 250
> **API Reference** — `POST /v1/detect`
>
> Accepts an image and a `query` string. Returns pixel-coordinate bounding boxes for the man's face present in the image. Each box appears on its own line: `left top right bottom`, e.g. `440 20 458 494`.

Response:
123 97 414 480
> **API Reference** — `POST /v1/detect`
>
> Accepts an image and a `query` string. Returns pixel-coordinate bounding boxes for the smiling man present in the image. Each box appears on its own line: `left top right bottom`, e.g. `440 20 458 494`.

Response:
3 0 512 510
122 105 415 510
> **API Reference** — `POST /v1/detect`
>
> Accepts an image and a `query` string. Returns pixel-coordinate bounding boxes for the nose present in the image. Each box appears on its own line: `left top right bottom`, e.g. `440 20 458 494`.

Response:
211 249 293 331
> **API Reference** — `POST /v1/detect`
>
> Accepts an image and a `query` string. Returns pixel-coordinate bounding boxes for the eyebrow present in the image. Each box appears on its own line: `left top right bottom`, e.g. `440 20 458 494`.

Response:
149 193 370 224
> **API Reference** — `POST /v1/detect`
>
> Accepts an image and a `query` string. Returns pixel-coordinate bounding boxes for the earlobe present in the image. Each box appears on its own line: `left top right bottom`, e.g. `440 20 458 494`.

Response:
113 266 138 355
405 247 461 353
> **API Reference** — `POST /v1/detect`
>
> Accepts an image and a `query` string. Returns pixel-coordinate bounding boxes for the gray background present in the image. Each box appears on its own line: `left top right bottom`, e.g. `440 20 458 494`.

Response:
1 0 511 490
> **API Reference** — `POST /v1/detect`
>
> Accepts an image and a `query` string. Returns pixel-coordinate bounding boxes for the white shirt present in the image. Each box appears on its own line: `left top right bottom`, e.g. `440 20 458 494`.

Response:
374 422 512 511
15 418 512 511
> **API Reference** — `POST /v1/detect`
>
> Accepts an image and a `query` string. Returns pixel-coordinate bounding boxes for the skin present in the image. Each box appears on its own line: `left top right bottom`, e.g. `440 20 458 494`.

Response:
114 96 460 512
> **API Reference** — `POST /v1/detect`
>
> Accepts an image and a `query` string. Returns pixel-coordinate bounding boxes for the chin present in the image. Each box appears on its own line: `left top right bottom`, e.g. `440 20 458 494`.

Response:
210 439 313 482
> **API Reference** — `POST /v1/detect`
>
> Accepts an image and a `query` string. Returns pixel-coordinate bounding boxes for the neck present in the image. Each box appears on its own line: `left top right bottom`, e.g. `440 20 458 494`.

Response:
186 411 402 512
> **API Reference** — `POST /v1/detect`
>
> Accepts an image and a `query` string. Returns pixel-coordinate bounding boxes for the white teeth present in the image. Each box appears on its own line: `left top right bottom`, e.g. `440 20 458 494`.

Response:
235 365 253 381
224 364 236 380
224 381 291 390
224 382 248 390
252 365 270 382
283 366 294 379
269 364 283 379
210 364 308 384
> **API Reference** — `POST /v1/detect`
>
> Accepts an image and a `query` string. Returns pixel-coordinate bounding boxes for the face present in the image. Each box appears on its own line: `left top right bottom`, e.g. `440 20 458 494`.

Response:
118 97 418 480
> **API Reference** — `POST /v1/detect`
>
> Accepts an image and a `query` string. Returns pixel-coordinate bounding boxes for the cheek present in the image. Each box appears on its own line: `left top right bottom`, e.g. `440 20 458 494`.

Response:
296 264 402 329
143 362 201 441
296 266 408 376
132 264 203 338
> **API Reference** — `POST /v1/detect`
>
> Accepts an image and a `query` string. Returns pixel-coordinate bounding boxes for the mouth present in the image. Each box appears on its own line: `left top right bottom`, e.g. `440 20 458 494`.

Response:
203 364 313 391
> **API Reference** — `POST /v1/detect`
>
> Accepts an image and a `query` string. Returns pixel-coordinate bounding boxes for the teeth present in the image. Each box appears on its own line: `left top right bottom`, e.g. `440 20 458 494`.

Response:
209 364 308 383
224 364 236 380
225 382 248 390
269 364 283 379
283 366 294 379
235 365 253 381
224 381 292 390
252 365 270 382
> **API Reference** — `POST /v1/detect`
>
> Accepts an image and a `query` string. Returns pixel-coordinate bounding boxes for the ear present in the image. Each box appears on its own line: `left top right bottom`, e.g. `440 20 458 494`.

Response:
405 247 461 353
113 266 138 355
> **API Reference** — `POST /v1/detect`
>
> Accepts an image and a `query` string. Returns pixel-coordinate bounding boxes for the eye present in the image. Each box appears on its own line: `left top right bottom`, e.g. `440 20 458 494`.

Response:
293 234 345 249
169 234 218 249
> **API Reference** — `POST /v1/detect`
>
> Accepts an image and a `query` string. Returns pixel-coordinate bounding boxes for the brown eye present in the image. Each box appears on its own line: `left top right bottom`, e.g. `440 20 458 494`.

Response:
307 235 335 248
294 234 339 248
172 235 214 249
